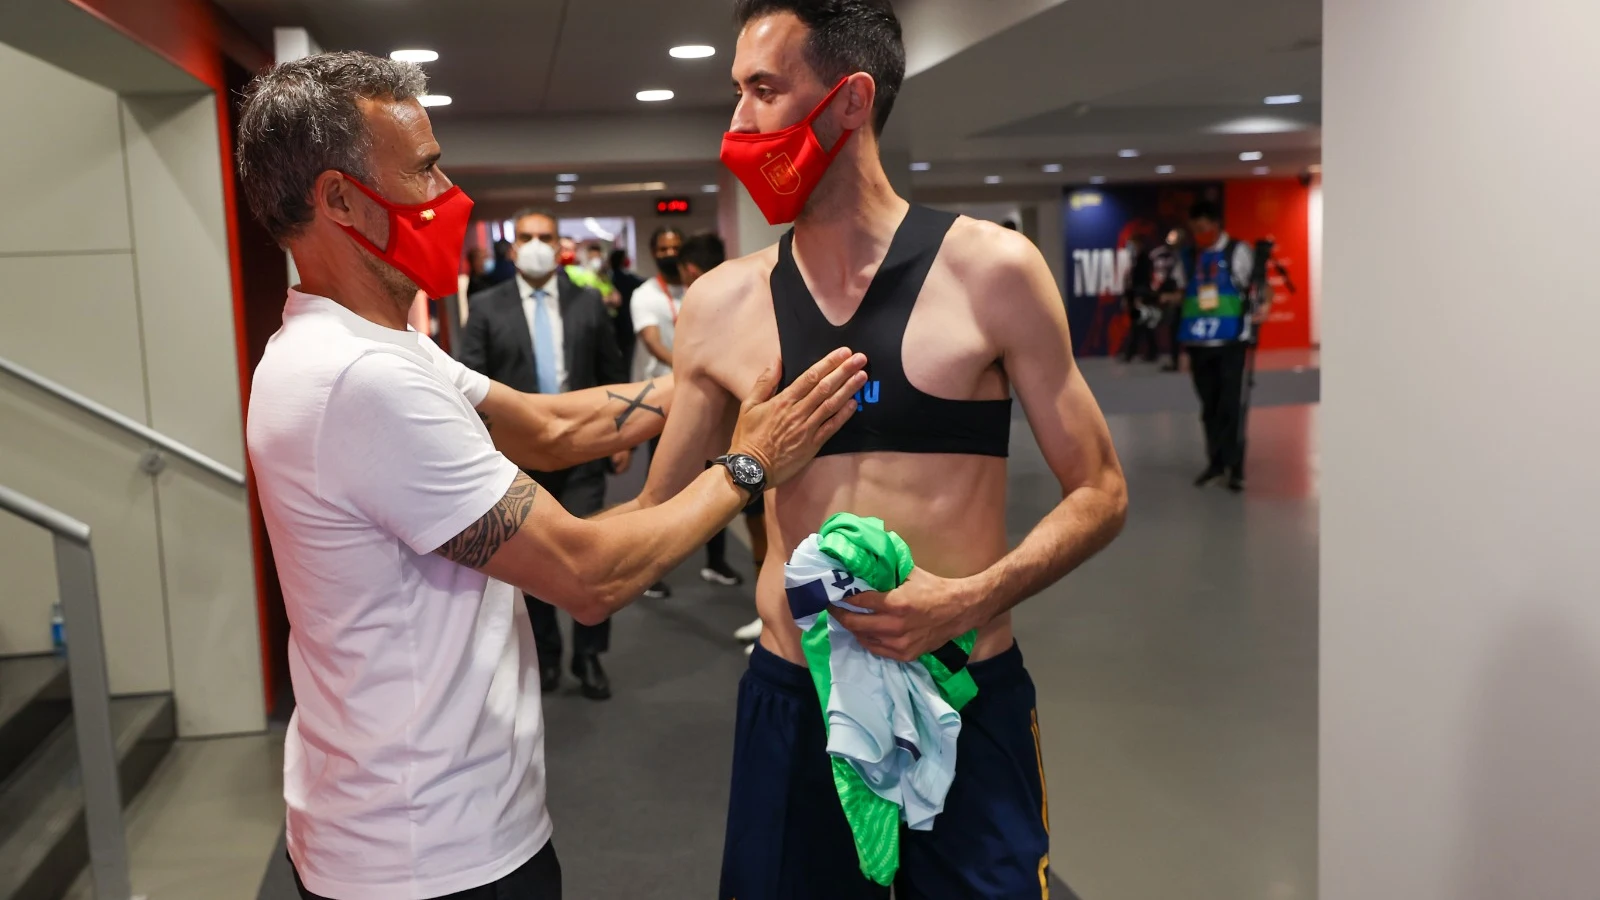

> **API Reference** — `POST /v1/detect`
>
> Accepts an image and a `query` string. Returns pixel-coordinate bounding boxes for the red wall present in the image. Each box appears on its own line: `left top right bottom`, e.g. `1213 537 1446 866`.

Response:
1223 178 1315 351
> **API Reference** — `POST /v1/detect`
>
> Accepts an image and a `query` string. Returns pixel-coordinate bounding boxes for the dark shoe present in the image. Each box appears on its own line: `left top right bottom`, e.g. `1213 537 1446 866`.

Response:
643 581 671 599
539 663 561 694
571 653 611 701
1227 474 1246 493
1194 467 1224 488
700 563 744 587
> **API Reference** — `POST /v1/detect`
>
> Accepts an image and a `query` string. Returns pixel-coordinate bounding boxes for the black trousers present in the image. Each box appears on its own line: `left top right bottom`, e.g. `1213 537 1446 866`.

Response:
293 841 561 899
1162 304 1183 367
527 470 610 661
1187 343 1254 477
1120 302 1160 361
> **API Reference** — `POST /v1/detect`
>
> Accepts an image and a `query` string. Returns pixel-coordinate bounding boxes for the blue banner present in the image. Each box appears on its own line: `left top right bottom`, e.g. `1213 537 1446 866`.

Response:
1063 182 1223 356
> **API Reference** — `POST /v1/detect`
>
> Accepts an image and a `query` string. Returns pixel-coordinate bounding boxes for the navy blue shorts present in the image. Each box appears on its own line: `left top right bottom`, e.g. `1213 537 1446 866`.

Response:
719 642 1052 900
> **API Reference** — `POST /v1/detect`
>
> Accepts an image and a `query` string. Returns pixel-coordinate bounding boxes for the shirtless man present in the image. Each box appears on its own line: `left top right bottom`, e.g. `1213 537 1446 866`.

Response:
610 2 1127 896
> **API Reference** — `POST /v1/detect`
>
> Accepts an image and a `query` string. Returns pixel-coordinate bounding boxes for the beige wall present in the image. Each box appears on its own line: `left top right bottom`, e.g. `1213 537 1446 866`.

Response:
0 42 262 736
1322 0 1600 897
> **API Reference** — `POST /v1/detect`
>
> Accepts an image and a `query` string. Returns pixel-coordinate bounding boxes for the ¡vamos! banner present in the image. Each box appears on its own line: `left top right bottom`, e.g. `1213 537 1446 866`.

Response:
1062 180 1313 356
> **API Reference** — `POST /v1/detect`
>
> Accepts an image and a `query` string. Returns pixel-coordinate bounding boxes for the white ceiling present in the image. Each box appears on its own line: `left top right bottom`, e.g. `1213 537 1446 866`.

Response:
214 0 1324 189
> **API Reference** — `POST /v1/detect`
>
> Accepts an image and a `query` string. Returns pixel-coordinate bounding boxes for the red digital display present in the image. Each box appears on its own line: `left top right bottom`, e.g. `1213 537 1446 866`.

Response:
655 197 692 216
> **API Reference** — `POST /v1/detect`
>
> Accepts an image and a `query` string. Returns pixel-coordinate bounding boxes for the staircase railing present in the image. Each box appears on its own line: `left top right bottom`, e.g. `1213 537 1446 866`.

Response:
0 353 244 486
0 485 131 900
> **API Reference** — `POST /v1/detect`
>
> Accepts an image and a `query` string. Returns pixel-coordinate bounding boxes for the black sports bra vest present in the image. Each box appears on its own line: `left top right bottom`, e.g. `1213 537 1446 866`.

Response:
774 205 1012 458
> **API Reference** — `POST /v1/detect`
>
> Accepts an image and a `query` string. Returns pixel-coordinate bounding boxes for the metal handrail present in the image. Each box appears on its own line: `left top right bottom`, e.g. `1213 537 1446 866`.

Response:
0 484 131 900
0 353 245 486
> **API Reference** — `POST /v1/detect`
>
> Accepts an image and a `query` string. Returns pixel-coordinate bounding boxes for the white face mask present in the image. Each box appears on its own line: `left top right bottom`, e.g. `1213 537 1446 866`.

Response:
516 240 558 282
584 256 605 273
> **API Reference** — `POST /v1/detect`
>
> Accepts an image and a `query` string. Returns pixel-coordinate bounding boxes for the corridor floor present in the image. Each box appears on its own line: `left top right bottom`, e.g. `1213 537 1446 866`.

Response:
92 356 1321 900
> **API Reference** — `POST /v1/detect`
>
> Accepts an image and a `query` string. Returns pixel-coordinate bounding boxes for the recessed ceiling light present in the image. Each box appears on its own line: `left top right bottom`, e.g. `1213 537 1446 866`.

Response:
390 49 438 63
984 175 1003 185
1089 176 1107 184
1253 166 1272 175
417 94 451 107
636 89 675 102
556 195 572 203
556 185 575 194
1264 94 1303 105
1118 149 1140 158
557 174 579 183
590 181 668 194
669 45 716 59
702 184 720 193
1156 165 1175 174
1042 163 1063 173
1240 151 1264 162
910 161 931 172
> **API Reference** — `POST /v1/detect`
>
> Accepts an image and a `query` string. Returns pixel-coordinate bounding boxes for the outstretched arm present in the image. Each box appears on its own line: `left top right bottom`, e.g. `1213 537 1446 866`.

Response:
475 377 674 473
440 351 867 622
835 230 1128 661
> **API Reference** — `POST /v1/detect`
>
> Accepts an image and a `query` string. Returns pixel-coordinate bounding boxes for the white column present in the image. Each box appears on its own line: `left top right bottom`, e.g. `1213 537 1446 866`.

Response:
1321 2 1600 899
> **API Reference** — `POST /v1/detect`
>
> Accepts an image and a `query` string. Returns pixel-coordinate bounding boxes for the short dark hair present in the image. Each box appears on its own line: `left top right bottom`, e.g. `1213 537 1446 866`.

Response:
679 232 728 273
1189 200 1223 223
237 51 427 243
734 0 905 134
510 208 558 231
609 248 630 271
650 226 686 254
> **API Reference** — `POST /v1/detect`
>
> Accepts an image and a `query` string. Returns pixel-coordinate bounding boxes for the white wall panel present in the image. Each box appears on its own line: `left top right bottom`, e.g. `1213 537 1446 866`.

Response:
0 42 131 255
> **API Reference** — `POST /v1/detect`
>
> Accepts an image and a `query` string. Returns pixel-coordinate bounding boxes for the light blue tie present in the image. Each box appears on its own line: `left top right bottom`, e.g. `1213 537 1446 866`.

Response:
531 289 559 395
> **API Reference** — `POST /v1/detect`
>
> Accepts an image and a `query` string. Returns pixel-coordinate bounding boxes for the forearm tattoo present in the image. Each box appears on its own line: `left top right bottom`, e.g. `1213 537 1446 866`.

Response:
436 472 538 568
607 379 665 431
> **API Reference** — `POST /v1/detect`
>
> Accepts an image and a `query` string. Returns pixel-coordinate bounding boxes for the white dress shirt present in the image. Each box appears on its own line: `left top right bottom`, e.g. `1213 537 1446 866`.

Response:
517 273 567 392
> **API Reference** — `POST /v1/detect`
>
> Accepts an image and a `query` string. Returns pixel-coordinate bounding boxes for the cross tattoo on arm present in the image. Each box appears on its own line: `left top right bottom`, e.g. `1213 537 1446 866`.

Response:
607 380 665 431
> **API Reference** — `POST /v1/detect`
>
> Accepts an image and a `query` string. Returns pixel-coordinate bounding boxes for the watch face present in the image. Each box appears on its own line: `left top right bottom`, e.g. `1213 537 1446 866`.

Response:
730 455 764 485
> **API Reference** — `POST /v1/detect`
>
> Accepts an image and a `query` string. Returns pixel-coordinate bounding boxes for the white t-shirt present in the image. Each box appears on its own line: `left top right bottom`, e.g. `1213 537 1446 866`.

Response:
630 276 683 382
248 290 550 900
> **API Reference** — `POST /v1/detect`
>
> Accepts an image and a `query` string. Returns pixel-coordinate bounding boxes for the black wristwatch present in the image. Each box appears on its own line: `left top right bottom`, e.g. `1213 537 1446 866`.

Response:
709 453 767 504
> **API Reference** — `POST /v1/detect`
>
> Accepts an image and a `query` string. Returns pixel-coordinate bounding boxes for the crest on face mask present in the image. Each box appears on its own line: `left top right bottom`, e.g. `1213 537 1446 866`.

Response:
762 153 802 195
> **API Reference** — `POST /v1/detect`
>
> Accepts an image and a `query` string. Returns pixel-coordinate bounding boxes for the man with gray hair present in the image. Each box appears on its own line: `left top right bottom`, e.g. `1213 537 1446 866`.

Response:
238 51 866 899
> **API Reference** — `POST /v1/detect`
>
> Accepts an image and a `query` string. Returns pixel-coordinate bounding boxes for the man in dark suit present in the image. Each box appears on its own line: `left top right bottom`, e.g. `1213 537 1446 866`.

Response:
459 208 631 701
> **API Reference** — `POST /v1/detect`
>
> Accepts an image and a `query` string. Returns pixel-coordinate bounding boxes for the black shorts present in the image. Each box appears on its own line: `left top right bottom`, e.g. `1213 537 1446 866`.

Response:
719 644 1052 900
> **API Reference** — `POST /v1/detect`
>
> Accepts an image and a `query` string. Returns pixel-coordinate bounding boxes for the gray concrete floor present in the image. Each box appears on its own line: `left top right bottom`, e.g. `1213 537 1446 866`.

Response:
91 355 1318 900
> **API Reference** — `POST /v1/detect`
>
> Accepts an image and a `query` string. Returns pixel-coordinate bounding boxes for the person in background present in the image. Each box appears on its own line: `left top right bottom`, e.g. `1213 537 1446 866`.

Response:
1155 228 1185 371
487 238 517 286
1119 235 1161 363
1174 200 1271 492
630 226 688 599
466 245 496 297
459 208 634 700
609 248 643 363
677 233 768 610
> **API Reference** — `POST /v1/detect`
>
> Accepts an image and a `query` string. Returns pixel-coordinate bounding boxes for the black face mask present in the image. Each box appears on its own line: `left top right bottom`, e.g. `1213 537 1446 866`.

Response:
655 255 680 280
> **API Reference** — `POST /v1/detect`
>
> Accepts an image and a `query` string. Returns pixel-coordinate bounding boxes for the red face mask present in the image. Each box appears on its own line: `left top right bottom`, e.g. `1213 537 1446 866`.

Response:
558 248 578 267
720 79 854 226
339 174 475 298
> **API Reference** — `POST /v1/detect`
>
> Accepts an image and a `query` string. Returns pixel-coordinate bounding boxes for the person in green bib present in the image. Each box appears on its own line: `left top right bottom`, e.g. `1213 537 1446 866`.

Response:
1175 200 1274 492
